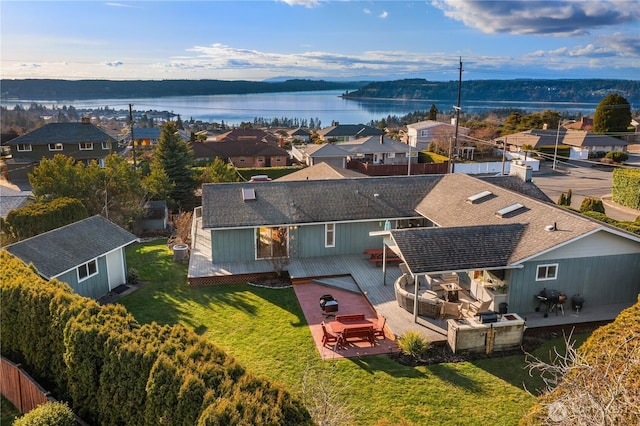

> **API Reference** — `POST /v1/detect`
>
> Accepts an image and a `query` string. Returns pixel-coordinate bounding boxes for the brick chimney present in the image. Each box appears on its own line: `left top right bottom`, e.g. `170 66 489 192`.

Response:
81 116 91 124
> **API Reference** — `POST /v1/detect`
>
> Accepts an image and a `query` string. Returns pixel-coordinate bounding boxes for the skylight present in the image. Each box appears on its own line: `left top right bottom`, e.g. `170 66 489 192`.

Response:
242 188 256 201
466 190 493 204
496 203 525 218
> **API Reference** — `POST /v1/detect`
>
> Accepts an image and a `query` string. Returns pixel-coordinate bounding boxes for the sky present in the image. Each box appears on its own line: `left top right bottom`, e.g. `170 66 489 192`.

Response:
1 0 639 82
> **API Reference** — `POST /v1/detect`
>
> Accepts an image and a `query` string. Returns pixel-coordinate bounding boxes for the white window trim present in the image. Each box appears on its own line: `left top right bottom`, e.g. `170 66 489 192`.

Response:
325 223 335 248
79 143 93 151
48 143 63 151
17 144 32 152
77 259 99 282
102 141 110 150
536 263 558 281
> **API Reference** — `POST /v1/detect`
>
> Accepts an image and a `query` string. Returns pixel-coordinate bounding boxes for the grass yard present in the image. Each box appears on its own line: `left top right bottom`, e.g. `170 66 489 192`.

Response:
120 240 589 425
1 396 21 426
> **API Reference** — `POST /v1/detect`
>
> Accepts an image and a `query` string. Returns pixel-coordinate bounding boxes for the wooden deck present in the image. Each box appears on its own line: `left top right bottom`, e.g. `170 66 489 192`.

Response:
190 220 629 344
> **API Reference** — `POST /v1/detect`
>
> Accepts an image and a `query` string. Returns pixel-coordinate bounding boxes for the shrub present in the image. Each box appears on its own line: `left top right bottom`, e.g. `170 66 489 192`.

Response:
127 267 139 284
604 151 628 163
4 197 88 241
579 197 605 214
13 402 76 426
398 330 431 358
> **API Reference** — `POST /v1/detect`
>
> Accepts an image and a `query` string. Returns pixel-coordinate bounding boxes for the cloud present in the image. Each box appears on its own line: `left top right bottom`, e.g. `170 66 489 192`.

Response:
278 0 321 7
105 3 142 8
525 33 640 62
363 8 371 14
106 60 124 67
20 63 42 68
379 11 388 19
431 0 640 36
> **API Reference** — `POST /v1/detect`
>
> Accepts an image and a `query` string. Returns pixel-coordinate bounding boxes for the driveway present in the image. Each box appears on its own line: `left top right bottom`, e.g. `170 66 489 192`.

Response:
532 161 639 221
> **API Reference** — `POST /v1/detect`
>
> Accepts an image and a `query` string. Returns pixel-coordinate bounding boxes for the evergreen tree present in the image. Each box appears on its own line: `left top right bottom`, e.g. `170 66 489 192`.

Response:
593 94 632 134
428 104 438 120
152 122 197 212
201 157 240 183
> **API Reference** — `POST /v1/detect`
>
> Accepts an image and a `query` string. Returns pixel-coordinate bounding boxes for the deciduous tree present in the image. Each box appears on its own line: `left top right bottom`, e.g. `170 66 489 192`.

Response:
593 94 632 134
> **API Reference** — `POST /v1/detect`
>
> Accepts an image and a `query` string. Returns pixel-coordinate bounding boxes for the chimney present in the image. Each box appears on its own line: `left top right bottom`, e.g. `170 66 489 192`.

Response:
81 116 91 124
380 135 384 144
509 162 533 182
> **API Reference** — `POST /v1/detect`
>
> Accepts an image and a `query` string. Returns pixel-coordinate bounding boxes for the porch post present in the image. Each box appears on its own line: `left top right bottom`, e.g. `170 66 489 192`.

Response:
413 275 419 323
382 241 387 286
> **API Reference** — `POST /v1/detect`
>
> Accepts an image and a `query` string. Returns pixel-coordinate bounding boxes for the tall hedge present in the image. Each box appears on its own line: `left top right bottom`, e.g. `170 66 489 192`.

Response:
612 168 640 210
4 197 88 241
0 251 312 425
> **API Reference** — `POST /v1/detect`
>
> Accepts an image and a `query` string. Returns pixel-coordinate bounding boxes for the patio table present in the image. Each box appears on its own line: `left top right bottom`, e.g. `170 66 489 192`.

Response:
440 283 462 302
329 319 375 348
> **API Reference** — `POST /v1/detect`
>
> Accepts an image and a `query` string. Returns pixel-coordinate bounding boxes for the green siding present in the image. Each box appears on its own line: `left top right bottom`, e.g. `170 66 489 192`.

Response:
56 256 110 300
292 221 386 258
212 228 256 262
507 253 640 313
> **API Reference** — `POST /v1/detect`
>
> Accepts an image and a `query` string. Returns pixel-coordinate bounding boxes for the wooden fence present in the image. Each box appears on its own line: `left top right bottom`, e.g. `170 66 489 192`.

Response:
346 160 448 176
0 356 51 414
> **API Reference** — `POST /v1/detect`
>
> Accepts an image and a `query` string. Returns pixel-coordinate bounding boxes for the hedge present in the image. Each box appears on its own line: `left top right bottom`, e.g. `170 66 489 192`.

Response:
0 251 312 425
13 401 76 426
4 197 88 241
612 168 640 210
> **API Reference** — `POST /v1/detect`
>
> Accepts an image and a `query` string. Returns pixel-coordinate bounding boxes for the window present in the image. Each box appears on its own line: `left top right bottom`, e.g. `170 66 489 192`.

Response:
48 143 63 151
256 227 288 259
78 259 98 281
16 144 32 152
102 141 110 150
325 223 335 247
536 264 558 281
79 143 93 150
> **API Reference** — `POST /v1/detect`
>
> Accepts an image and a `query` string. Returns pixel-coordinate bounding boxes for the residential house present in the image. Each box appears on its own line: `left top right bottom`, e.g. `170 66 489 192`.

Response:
189 172 640 319
120 127 162 151
564 117 593 131
405 120 470 151
288 128 311 143
496 129 629 160
316 123 384 143
190 139 289 168
0 184 33 220
276 162 366 181
214 128 280 145
291 143 349 168
5 215 139 299
4 118 119 181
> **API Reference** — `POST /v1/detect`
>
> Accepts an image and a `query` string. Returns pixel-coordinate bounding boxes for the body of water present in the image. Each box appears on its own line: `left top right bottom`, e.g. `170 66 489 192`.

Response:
1 90 599 127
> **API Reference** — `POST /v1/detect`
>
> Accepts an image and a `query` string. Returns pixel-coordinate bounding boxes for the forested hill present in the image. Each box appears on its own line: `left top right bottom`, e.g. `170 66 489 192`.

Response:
0 79 363 100
342 79 640 106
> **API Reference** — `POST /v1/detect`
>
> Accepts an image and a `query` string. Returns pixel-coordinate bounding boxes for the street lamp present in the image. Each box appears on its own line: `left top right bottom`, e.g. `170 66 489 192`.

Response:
553 120 564 171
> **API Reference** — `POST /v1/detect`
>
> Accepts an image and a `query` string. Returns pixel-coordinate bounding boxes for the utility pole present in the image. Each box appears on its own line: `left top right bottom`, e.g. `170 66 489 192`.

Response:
451 57 462 174
129 104 137 169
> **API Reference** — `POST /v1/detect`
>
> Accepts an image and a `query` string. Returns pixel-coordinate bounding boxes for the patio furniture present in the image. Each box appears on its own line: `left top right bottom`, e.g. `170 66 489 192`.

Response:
319 294 339 317
464 299 492 317
336 326 375 348
335 313 366 323
440 282 462 302
373 315 386 338
363 248 402 267
321 322 338 347
440 300 463 319
535 288 561 317
394 274 443 319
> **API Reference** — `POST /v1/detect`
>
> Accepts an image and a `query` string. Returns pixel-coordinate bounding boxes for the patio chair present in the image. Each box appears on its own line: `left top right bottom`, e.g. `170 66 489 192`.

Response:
440 301 463 319
373 315 386 338
321 322 338 347
465 299 492 317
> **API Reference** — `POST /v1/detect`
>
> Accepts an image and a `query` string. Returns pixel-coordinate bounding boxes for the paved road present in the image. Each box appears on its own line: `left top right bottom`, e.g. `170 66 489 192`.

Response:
532 160 639 221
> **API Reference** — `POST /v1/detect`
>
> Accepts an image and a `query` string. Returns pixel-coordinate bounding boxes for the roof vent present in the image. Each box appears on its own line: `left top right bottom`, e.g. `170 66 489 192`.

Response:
496 203 525 218
545 222 557 232
242 188 256 201
466 190 493 204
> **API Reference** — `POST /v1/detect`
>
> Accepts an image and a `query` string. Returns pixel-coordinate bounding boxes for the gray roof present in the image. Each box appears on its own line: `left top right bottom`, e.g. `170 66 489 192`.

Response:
338 136 412 154
276 162 366 181
477 175 552 203
496 129 628 149
317 124 384 138
201 175 444 229
5 215 138 278
6 122 117 146
392 224 526 274
413 173 604 265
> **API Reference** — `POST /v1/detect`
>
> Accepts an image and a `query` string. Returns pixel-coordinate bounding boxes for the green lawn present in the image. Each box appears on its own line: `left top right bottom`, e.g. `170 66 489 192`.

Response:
1 396 21 426
120 240 588 425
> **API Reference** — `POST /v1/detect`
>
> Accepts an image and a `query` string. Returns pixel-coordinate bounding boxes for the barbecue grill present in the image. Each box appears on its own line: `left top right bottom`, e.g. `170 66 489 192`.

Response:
319 294 338 316
535 288 565 317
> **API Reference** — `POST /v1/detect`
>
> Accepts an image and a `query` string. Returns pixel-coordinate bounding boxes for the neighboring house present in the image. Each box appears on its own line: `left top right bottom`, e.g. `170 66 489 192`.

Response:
292 136 414 168
190 140 289 167
190 172 640 318
564 117 593 131
120 127 162 151
316 123 384 143
0 184 34 220
4 118 119 181
276 162 366 181
496 129 629 160
288 127 311 143
405 120 470 150
5 215 139 300
214 128 280 145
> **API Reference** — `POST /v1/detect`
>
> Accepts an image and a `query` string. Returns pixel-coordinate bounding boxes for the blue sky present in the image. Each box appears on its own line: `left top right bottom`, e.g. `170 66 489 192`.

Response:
1 0 638 81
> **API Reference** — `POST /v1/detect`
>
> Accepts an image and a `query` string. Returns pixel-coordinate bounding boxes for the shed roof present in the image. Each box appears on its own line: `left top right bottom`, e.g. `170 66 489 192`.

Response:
5 215 138 278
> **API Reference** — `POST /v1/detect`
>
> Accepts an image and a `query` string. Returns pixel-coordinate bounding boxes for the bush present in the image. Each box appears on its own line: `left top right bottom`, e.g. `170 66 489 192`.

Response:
4 197 88 241
13 402 76 426
398 330 431 358
604 151 629 163
579 197 605 214
126 267 139 284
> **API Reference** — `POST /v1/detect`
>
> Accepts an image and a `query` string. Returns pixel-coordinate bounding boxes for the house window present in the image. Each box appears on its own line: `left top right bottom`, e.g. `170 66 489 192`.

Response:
102 141 110 150
256 226 288 259
77 259 98 281
325 223 335 248
16 144 32 152
536 264 558 281
48 143 63 151
79 143 93 150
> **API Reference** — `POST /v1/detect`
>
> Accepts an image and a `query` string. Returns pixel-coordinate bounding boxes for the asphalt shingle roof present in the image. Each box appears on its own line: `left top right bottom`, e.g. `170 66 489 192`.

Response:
6 122 117 145
276 162 366 181
190 140 288 159
5 215 138 278
317 124 384 138
201 175 444 228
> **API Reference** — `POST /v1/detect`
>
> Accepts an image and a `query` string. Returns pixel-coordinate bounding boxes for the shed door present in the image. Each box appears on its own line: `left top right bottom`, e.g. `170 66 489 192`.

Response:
106 249 126 290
